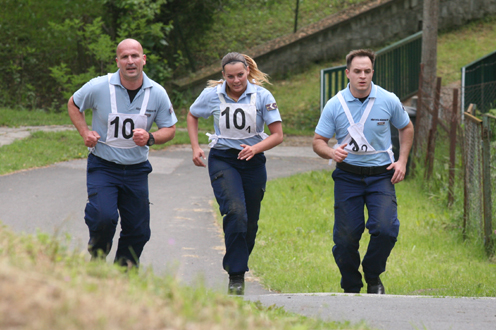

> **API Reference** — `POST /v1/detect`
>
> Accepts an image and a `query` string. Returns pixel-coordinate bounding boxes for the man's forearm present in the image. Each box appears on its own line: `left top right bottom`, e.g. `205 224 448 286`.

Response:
398 121 414 163
313 135 332 160
152 126 176 145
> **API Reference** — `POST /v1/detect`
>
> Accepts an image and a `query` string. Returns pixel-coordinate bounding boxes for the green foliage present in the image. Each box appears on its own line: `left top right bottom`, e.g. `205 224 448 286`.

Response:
0 0 174 111
0 0 105 110
46 0 173 111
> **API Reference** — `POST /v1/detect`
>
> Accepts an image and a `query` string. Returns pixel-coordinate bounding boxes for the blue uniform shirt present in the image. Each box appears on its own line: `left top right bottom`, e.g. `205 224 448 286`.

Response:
190 80 282 150
315 82 410 166
73 70 177 165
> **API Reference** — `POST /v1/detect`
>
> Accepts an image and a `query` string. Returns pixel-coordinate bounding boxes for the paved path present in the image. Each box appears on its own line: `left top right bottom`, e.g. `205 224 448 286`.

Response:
0 127 495 330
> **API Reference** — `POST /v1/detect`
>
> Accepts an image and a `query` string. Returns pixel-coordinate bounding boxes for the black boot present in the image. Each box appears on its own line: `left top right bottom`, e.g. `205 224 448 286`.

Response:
228 274 245 295
366 277 385 294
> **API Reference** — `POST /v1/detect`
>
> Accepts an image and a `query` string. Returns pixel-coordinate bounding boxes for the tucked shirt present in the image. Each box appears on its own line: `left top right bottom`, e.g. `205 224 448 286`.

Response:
315 82 410 166
73 70 177 165
190 80 282 150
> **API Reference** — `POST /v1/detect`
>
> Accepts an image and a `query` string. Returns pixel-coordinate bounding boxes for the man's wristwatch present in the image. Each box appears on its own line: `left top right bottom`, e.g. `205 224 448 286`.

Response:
146 132 155 146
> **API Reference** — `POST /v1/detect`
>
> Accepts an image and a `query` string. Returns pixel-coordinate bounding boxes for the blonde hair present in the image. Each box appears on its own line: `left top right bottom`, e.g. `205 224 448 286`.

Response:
207 52 271 88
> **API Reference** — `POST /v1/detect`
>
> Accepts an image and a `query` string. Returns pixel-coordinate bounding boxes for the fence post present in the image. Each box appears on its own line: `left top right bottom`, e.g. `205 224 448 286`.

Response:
411 64 424 176
463 104 475 240
448 88 458 207
424 77 442 181
482 115 493 254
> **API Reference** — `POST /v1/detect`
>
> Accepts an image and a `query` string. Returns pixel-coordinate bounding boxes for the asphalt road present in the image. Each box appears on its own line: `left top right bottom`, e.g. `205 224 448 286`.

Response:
1 136 495 330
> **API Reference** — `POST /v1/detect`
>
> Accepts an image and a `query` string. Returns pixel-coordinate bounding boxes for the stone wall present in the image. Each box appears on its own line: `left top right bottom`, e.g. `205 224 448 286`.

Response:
171 0 496 96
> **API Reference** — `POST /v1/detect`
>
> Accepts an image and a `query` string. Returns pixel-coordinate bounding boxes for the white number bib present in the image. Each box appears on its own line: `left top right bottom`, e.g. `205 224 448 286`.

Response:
332 88 394 163
103 73 150 149
206 86 269 148
218 95 257 140
105 113 148 149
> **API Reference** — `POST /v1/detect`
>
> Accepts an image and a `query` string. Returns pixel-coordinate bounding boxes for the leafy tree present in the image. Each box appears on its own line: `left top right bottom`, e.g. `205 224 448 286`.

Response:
49 0 173 109
0 0 174 111
0 0 104 109
155 0 231 76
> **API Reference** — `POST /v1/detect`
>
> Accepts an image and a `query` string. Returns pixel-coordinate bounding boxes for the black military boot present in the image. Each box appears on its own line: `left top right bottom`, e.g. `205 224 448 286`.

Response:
366 277 385 294
228 274 245 295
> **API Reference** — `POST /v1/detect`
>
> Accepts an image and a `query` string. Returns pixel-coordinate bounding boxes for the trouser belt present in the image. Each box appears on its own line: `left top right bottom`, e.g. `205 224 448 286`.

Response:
336 162 391 175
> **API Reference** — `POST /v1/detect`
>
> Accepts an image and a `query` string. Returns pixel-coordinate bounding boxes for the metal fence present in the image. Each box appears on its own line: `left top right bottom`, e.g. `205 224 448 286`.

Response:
463 110 495 252
320 31 422 110
461 50 496 113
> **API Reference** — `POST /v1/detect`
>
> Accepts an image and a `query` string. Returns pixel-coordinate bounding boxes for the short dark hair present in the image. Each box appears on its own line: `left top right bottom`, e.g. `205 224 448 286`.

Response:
346 49 375 69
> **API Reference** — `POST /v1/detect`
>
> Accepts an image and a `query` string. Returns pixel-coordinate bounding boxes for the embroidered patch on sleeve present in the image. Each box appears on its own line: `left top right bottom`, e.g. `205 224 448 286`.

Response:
169 104 174 114
265 103 278 111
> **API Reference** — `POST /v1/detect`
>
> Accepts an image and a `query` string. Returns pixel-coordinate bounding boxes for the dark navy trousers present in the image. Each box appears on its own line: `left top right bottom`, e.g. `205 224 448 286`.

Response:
332 167 400 292
208 148 266 275
84 153 152 266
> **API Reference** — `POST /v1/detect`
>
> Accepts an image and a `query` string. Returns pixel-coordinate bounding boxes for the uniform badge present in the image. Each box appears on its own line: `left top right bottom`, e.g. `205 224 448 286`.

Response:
169 104 174 114
265 102 278 111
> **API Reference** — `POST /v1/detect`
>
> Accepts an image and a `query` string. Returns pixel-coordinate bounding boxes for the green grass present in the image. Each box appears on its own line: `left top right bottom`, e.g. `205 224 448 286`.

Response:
0 108 74 126
0 225 371 330
438 15 496 85
250 171 496 296
190 0 368 69
0 131 88 174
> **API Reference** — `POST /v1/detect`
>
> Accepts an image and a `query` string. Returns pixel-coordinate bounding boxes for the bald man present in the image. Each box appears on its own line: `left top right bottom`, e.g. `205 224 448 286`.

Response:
68 39 177 268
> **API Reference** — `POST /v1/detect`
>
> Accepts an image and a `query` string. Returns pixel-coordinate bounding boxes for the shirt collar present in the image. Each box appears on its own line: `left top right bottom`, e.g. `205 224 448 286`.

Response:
342 81 376 101
111 70 153 90
219 79 256 100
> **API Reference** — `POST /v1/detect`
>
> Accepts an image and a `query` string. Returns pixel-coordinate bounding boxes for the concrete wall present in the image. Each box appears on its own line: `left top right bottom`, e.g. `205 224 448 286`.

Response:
172 0 496 96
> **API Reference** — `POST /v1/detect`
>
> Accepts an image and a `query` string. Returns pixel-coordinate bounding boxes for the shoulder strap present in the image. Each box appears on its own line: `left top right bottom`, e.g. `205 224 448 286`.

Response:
337 91 355 125
358 85 377 125
250 93 257 106
108 73 118 114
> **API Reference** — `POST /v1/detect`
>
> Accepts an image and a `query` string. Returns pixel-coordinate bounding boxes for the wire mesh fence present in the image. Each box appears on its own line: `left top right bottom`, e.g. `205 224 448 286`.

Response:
463 113 484 238
463 80 496 114
413 69 495 253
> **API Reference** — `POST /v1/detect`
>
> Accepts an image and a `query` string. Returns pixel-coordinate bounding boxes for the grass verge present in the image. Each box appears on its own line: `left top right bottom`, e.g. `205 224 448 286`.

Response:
0 224 371 330
250 171 496 296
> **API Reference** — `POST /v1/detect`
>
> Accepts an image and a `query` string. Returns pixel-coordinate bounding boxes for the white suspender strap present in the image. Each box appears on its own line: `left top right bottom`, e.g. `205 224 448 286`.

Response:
139 88 150 115
337 92 355 125
337 85 378 126
108 73 118 114
108 73 150 115
358 86 377 125
250 93 256 106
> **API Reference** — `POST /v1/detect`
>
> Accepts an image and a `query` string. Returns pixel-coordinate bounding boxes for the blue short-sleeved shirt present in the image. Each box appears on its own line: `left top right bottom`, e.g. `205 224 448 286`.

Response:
73 70 177 165
315 82 410 166
189 80 282 150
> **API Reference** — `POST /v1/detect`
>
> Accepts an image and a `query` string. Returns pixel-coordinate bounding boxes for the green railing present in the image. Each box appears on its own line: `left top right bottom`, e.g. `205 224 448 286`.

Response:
320 31 422 110
461 50 496 113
